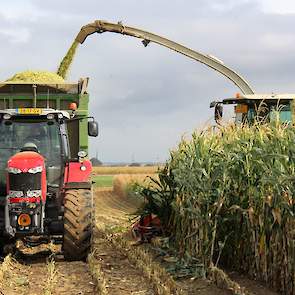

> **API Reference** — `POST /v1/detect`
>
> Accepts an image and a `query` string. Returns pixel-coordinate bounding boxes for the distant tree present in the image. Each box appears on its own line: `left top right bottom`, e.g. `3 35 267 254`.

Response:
90 157 103 166
144 163 155 167
129 162 141 167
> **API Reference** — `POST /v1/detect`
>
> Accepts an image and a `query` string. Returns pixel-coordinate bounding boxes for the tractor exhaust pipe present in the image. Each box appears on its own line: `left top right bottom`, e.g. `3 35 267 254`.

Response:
5 200 15 237
33 84 37 108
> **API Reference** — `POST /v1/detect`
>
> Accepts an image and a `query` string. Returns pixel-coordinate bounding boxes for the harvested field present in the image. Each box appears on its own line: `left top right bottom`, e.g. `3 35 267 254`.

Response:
0 244 95 295
0 185 280 295
92 165 161 175
113 173 157 199
91 230 155 295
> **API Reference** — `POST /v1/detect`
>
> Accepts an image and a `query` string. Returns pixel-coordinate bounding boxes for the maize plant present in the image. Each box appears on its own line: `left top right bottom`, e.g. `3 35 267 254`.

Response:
136 122 295 295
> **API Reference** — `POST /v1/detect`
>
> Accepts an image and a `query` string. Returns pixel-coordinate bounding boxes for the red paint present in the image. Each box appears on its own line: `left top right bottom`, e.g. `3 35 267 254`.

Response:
132 214 162 241
138 214 161 227
9 197 41 203
7 152 44 170
64 160 92 184
7 151 47 202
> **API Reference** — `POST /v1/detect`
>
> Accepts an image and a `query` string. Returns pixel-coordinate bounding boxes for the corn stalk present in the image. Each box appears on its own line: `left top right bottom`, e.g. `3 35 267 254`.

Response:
135 122 295 295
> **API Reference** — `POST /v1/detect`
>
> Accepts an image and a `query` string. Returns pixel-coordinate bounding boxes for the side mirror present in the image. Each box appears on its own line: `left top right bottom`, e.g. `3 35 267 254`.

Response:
88 120 98 137
214 103 223 123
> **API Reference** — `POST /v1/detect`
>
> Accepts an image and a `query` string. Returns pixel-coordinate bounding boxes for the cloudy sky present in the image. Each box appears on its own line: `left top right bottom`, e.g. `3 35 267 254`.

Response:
1 0 295 162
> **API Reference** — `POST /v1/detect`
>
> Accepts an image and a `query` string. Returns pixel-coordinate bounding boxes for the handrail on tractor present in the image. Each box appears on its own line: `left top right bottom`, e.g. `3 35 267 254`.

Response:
75 20 254 95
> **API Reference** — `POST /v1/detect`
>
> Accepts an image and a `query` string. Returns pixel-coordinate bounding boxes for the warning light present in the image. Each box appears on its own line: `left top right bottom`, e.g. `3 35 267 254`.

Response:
236 93 241 99
18 214 31 227
235 104 248 114
69 102 77 111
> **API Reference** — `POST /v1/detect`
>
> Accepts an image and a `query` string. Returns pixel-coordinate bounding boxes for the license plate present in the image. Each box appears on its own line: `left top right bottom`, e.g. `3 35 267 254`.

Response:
16 108 42 115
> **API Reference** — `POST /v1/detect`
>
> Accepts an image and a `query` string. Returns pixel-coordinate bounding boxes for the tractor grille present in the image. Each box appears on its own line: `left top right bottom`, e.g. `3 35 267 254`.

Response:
9 172 41 193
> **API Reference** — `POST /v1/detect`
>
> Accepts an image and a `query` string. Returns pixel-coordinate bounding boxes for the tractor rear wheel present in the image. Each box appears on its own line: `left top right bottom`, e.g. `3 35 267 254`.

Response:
63 189 93 261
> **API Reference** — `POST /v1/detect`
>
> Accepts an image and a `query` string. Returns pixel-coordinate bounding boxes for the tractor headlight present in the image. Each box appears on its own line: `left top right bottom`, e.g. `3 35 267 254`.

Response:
28 166 43 174
27 190 42 197
47 113 55 120
3 113 11 120
80 165 87 171
8 190 24 198
7 167 22 174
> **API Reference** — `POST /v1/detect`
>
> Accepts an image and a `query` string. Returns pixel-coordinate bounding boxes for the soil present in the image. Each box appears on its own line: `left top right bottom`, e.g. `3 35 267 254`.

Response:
93 188 156 294
228 272 279 295
93 230 154 294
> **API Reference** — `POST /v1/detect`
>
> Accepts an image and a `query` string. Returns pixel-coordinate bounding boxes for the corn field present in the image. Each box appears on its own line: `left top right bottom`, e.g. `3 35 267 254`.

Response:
136 122 295 295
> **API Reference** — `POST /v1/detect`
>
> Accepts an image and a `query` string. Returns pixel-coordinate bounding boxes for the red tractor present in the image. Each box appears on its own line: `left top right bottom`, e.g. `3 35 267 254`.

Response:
0 78 98 260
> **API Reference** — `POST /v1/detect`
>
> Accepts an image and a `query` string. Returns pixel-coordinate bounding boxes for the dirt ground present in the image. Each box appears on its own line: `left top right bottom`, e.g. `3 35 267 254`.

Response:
0 244 96 295
93 231 154 294
0 187 280 295
93 188 156 294
0 188 156 295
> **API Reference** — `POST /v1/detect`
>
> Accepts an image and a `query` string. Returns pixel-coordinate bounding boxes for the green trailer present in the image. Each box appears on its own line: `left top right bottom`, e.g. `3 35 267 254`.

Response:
0 78 91 156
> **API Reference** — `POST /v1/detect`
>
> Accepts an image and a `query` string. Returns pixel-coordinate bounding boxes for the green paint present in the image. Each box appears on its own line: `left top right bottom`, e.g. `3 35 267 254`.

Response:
0 89 90 153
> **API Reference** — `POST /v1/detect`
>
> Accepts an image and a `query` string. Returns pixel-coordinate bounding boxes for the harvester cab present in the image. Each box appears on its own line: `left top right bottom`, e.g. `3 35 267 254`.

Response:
0 78 98 260
210 93 294 125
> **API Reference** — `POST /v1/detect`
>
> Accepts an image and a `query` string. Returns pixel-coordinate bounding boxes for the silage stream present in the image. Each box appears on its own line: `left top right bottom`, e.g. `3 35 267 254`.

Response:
57 40 79 79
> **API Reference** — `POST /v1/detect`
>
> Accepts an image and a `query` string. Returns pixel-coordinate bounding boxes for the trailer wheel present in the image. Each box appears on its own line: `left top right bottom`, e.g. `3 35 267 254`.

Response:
63 189 93 261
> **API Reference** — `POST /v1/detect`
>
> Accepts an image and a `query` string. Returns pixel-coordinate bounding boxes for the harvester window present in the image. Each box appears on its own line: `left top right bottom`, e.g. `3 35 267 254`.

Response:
245 103 291 124
269 105 292 123
247 108 256 123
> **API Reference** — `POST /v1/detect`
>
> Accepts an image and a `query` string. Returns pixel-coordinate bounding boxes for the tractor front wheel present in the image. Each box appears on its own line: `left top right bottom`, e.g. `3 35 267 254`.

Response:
63 189 93 261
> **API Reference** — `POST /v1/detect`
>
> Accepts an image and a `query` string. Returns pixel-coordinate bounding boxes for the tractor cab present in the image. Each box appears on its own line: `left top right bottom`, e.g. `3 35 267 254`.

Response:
0 109 70 196
0 108 97 238
210 93 295 125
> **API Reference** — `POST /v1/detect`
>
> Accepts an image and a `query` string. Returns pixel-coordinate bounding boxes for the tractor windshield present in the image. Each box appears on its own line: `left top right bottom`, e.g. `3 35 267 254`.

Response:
0 119 62 195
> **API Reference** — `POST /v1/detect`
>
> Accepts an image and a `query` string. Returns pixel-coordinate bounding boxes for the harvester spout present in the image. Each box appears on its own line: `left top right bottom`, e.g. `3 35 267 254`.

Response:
75 20 255 95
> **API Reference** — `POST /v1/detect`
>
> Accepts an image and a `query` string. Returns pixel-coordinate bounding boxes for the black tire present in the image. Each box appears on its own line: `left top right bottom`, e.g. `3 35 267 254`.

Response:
0 238 4 258
0 237 16 258
63 189 93 261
